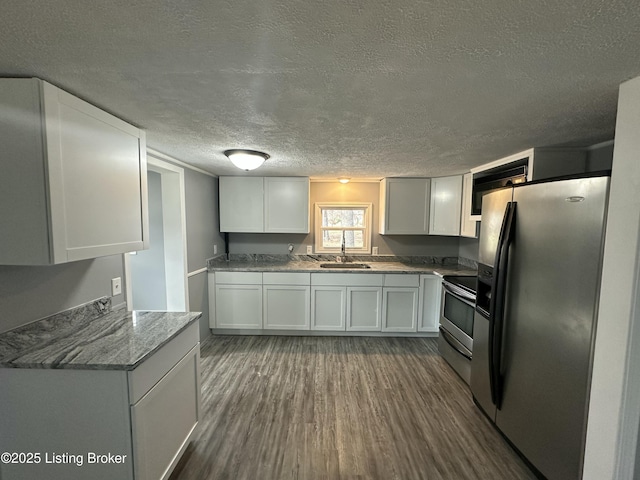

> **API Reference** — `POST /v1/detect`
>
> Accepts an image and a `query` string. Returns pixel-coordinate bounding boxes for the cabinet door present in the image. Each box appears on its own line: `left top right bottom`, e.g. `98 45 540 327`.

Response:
219 177 264 232
346 287 382 331
44 83 148 262
418 275 442 332
379 178 430 234
382 287 419 332
264 177 310 233
215 284 263 328
263 285 310 330
131 345 200 480
311 286 346 331
0 78 148 265
460 173 478 238
429 176 462 236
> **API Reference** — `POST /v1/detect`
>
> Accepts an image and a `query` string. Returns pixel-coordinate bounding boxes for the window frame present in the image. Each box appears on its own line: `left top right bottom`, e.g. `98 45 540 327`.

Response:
314 202 373 254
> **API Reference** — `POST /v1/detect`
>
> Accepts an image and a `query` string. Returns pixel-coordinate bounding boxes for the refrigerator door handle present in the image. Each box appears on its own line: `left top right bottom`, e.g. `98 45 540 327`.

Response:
488 201 516 407
490 202 517 409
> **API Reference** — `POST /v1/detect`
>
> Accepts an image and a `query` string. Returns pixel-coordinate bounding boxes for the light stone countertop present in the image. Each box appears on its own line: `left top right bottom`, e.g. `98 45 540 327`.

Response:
0 302 201 370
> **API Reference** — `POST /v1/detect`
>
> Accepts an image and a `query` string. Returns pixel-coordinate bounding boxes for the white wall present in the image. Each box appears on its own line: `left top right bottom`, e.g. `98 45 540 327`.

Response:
583 75 640 479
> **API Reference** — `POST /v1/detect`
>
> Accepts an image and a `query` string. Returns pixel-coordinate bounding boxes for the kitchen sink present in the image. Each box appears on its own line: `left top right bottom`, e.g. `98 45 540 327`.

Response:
319 263 371 269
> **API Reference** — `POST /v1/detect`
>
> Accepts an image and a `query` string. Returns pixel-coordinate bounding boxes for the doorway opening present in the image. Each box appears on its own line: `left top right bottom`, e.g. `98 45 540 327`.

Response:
125 155 188 311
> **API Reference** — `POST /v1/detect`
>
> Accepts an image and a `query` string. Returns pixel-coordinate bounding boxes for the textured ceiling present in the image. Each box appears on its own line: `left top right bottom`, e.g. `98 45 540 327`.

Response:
1 0 639 178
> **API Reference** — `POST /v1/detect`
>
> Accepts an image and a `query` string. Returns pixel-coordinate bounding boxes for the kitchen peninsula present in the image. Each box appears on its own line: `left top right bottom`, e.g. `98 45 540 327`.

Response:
0 298 202 480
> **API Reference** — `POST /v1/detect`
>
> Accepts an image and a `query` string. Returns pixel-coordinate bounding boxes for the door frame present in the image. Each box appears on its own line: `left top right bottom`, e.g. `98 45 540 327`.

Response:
124 153 189 311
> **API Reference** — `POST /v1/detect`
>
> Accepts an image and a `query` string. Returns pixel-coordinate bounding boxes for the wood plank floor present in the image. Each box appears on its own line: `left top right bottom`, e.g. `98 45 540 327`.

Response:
170 335 536 480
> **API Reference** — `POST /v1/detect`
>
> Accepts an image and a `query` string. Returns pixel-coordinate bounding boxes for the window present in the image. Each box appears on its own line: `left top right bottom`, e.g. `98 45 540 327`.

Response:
314 203 372 254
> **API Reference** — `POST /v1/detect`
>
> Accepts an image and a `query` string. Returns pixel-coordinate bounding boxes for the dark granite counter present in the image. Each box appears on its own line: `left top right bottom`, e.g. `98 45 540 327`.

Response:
0 298 201 370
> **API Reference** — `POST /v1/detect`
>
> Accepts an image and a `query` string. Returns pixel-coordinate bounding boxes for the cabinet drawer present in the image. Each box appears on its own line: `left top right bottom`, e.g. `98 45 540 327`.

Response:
215 271 262 285
131 344 200 480
263 272 310 285
128 321 199 404
311 273 384 286
384 274 420 287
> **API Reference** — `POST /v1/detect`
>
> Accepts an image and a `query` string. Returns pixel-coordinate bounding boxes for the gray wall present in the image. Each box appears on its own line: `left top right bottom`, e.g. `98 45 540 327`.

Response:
185 169 224 272
184 170 223 339
458 237 479 262
230 181 461 257
587 141 614 172
0 255 124 333
129 171 167 310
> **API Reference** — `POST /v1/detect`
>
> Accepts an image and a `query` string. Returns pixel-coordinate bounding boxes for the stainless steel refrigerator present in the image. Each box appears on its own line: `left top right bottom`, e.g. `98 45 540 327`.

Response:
470 174 609 480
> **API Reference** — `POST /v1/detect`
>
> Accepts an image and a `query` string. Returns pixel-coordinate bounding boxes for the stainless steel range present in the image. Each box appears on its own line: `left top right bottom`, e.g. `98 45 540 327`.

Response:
438 275 476 384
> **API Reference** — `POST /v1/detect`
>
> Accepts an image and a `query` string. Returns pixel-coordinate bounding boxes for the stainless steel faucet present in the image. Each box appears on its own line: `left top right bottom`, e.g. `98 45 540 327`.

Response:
339 230 348 262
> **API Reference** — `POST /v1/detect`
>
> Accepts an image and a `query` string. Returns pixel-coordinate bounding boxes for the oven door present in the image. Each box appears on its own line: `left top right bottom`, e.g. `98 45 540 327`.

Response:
440 282 475 352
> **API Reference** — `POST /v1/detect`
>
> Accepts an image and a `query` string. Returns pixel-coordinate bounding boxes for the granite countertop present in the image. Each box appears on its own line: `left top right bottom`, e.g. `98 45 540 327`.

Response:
0 302 201 370
209 260 476 276
208 254 477 276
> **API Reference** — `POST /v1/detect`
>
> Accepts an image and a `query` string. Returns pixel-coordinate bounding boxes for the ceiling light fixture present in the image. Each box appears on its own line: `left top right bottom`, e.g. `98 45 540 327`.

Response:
338 178 350 184
224 149 270 171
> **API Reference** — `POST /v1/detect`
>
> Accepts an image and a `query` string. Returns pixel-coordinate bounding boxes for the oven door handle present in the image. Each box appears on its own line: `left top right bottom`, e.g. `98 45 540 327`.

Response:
439 327 472 360
442 283 476 306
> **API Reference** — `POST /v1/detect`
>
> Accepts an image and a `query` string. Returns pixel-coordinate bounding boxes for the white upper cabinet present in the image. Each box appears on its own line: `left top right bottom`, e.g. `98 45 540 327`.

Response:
0 78 148 265
219 177 264 232
460 173 478 238
264 177 310 233
429 176 462 236
219 176 309 233
379 178 431 234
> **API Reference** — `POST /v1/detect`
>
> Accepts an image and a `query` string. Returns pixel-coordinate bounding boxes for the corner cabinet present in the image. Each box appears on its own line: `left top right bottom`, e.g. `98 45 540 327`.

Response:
429 176 462 236
0 78 148 265
379 178 431 234
219 176 309 233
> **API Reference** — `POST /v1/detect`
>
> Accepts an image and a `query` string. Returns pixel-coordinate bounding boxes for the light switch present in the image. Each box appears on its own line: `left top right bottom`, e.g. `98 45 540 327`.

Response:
111 277 122 296
372 247 379 255
306 245 313 254
214 244 218 254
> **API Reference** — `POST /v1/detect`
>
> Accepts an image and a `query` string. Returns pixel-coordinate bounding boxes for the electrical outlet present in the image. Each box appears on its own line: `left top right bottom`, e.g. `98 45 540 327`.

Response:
306 245 313 254
111 277 122 296
214 244 218 254
372 246 379 255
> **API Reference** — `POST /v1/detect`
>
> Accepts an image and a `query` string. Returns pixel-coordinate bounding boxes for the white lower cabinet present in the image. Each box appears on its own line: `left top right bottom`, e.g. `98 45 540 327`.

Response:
418 274 443 332
131 344 200 480
214 272 263 329
215 285 263 329
381 274 419 332
382 288 419 332
346 287 383 331
311 286 346 331
263 285 310 329
210 270 444 336
311 273 384 332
